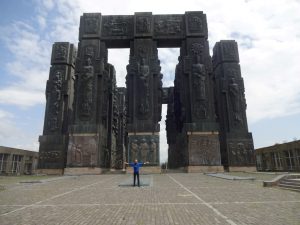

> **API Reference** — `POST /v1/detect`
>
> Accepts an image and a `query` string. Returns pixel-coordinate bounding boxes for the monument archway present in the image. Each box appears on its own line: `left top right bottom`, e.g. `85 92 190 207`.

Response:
38 12 256 175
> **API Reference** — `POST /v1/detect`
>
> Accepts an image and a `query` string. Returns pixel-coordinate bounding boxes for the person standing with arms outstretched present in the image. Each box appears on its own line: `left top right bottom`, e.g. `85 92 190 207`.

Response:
125 159 149 187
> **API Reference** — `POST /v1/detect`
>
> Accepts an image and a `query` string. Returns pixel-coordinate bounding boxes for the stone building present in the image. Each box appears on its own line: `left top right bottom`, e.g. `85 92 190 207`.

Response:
256 140 300 172
38 11 255 174
0 146 39 175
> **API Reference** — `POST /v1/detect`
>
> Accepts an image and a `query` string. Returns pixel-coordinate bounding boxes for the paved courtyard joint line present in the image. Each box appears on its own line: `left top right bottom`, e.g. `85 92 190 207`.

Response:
0 174 299 225
0 176 115 217
167 174 238 225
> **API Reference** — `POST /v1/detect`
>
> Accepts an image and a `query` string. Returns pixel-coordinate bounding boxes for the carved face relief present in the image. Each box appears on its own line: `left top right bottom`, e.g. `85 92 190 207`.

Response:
136 16 151 33
85 17 99 34
188 15 203 32
55 44 67 60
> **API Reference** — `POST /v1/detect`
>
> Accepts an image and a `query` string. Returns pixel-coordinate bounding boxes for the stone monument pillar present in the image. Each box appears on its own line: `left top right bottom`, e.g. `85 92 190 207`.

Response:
65 13 107 174
213 40 256 172
125 13 162 172
126 38 162 171
170 12 223 172
38 42 76 174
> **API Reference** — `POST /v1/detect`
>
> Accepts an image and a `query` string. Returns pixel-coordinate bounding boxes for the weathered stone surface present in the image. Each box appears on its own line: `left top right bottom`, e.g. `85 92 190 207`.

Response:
185 11 208 38
134 12 153 37
66 135 98 167
39 12 254 174
126 38 162 133
187 133 221 166
2 174 299 225
79 13 102 40
39 42 76 170
213 40 255 168
51 42 76 66
128 134 159 165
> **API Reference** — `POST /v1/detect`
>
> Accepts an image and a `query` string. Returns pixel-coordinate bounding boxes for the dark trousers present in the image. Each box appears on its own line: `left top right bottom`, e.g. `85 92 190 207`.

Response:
133 172 140 186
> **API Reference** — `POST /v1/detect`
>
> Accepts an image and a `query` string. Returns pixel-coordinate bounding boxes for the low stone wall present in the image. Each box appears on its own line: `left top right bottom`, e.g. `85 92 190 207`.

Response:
229 166 257 172
36 169 64 175
186 166 224 173
64 167 102 175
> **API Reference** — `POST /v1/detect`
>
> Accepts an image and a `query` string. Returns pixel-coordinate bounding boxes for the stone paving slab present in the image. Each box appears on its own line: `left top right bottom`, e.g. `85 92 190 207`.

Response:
0 173 299 225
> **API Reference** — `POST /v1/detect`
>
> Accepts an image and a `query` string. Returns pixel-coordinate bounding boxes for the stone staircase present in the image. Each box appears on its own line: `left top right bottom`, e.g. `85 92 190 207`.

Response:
278 175 300 192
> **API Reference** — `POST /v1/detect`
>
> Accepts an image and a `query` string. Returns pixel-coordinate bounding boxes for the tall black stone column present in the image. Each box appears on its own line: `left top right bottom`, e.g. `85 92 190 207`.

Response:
126 35 162 168
38 42 76 174
66 13 108 173
213 40 255 171
170 12 222 172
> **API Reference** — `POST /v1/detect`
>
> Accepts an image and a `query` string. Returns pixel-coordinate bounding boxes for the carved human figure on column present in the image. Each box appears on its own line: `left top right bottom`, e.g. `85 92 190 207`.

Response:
149 139 157 163
130 139 139 161
229 77 242 124
138 58 150 115
81 57 94 117
48 71 62 131
140 138 149 161
53 71 62 102
192 56 206 100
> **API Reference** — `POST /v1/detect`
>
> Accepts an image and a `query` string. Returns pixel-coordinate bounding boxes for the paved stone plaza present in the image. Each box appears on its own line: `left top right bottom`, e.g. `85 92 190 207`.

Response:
0 173 299 225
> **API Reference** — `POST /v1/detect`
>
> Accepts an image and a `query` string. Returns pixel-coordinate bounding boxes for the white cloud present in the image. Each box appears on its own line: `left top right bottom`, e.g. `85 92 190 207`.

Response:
108 49 130 86
0 109 39 151
0 21 50 107
158 48 179 87
0 109 18 139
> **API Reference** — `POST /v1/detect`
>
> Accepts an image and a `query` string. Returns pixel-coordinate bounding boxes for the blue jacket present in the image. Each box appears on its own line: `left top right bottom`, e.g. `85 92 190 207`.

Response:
129 162 144 173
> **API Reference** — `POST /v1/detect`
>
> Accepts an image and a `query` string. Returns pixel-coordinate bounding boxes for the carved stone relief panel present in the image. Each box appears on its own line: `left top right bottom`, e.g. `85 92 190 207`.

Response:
47 69 64 132
227 139 255 165
135 13 153 36
186 39 209 64
84 16 100 34
136 57 151 118
79 13 102 39
192 60 206 100
128 135 159 165
185 11 207 37
51 43 69 65
154 15 184 37
51 42 76 66
67 135 98 167
188 134 221 165
102 16 133 37
222 64 247 128
39 151 61 162
78 45 95 120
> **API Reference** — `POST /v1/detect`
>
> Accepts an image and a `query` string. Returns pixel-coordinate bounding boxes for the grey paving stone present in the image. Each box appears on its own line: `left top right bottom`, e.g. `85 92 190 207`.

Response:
0 174 299 225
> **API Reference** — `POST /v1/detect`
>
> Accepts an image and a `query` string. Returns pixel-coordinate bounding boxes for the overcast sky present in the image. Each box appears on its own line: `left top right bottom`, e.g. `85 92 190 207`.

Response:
0 0 300 163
